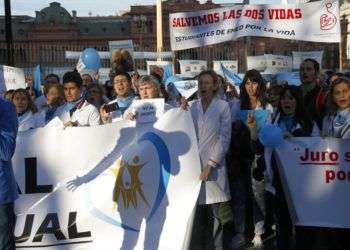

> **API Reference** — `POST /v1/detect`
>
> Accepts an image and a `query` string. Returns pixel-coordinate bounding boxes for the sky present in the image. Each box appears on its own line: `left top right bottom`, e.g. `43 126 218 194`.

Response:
0 0 293 17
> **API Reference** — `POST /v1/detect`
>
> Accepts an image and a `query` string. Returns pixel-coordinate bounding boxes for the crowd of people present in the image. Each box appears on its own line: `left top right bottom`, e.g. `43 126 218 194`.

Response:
1 49 350 250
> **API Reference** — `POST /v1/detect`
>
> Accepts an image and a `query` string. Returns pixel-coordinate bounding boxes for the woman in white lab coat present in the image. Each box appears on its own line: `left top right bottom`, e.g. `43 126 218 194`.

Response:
183 70 232 250
11 88 37 132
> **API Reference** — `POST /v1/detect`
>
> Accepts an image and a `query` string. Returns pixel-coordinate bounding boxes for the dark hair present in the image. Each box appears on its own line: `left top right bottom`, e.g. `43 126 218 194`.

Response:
240 69 267 109
111 71 132 84
11 88 38 113
44 82 64 96
5 89 15 101
63 71 83 88
302 58 320 73
44 73 60 83
277 85 313 135
327 76 350 115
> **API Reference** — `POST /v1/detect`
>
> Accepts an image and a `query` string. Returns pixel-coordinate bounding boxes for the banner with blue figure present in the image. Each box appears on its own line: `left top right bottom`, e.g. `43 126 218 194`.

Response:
12 109 201 249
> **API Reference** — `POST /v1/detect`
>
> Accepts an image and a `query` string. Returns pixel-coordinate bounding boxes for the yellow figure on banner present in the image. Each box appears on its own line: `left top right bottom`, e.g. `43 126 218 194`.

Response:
111 156 150 209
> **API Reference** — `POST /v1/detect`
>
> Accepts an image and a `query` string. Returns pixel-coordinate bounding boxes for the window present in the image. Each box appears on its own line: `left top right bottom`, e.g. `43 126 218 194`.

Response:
18 29 24 35
0 29 4 35
102 27 107 32
85 28 89 33
121 27 125 32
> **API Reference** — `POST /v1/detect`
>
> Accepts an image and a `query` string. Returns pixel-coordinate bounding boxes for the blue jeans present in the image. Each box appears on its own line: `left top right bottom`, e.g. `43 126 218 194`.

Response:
0 203 15 250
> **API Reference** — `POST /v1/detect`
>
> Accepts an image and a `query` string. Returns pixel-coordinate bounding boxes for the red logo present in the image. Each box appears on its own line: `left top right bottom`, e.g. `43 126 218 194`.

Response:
320 2 337 30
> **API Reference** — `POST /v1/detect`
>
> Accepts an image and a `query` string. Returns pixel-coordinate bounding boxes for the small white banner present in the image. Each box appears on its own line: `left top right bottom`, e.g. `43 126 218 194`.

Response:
292 51 324 69
169 0 340 50
213 60 238 75
263 54 293 74
179 60 207 74
0 65 26 95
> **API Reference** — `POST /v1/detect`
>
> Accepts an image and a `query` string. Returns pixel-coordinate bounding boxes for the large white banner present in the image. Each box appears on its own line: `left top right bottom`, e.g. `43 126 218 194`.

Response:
13 109 201 249
292 51 324 69
275 138 350 228
169 0 340 51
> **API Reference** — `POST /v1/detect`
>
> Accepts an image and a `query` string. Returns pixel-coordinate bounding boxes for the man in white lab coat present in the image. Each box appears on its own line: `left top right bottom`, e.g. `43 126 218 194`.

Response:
56 71 100 127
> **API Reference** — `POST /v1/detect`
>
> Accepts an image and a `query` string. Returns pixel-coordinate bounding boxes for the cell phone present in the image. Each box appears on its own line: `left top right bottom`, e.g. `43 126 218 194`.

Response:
104 103 119 113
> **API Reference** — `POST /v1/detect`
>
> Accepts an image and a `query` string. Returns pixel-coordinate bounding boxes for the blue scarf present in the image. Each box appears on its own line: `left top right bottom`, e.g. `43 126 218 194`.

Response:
278 114 295 133
64 98 83 112
116 94 135 114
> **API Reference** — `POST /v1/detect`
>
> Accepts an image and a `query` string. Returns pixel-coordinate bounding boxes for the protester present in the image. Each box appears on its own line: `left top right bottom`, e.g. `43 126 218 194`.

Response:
229 69 273 248
183 70 232 250
55 71 100 127
217 74 240 121
81 73 94 88
263 85 319 250
299 58 327 129
85 83 106 110
100 72 135 124
111 48 134 73
11 88 37 132
322 77 350 139
0 97 19 249
34 83 65 127
123 74 172 121
34 73 60 111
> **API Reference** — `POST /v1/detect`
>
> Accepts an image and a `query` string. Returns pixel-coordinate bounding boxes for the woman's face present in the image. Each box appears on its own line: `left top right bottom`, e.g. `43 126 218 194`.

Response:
333 82 350 110
47 87 62 106
198 74 217 100
280 90 297 115
245 79 259 99
13 92 29 113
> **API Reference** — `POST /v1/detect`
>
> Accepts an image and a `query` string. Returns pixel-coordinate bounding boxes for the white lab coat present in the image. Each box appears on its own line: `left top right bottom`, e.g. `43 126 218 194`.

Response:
55 100 100 126
189 97 232 204
18 111 36 132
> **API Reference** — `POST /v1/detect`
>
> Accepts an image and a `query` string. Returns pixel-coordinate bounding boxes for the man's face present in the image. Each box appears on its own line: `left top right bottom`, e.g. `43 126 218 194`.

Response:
300 61 318 85
113 75 132 98
64 82 81 102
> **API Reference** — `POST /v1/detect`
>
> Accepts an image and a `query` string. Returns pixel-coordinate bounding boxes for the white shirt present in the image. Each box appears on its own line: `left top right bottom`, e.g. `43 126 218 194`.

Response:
55 100 100 126
189 98 232 204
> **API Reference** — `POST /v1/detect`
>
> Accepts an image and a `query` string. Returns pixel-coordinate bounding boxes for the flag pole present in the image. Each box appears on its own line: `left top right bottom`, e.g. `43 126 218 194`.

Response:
156 0 163 62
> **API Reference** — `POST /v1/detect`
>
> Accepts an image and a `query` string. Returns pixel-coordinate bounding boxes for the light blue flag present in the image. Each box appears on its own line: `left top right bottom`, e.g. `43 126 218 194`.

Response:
239 109 270 132
33 64 42 96
162 64 173 82
220 62 242 86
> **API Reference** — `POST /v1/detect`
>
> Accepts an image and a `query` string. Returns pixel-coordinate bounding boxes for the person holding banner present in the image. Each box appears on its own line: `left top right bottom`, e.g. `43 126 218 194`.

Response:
0 97 19 250
182 70 232 250
11 88 38 132
55 71 100 127
100 72 136 124
263 85 319 250
34 73 60 111
322 77 350 139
